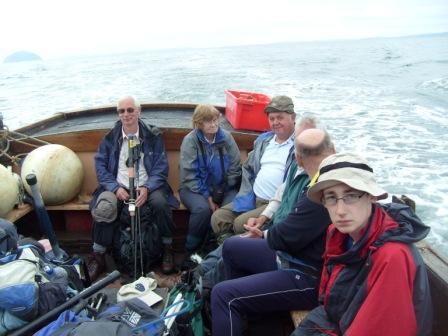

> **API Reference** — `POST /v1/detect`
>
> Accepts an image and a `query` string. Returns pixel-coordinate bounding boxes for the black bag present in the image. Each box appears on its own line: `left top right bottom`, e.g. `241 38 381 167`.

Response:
211 185 225 205
37 282 67 316
199 141 227 206
113 205 162 274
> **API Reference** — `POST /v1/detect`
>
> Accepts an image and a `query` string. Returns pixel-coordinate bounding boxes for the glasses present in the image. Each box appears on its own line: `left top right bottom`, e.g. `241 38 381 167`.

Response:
202 118 219 125
322 192 366 207
117 107 136 114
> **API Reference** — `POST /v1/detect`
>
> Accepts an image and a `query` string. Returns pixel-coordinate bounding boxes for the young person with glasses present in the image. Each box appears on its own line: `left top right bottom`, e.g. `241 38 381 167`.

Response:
293 152 433 336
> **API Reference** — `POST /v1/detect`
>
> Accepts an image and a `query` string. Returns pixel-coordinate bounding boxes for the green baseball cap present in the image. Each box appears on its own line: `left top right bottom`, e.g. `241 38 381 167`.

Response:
264 95 295 114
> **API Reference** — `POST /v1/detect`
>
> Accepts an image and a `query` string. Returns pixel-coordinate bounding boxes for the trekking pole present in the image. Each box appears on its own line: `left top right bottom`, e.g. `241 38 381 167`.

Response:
137 203 144 277
127 133 139 280
25 173 65 260
133 161 144 278
132 142 144 278
10 270 121 336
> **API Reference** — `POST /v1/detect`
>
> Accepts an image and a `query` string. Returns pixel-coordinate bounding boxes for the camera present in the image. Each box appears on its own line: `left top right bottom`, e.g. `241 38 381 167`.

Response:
211 185 225 205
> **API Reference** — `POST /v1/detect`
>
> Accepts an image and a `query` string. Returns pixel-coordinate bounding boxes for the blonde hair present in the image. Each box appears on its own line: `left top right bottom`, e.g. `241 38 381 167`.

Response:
192 104 220 128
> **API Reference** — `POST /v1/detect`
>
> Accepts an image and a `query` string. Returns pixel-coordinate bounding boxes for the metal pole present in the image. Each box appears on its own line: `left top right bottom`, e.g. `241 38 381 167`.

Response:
25 173 64 260
127 134 138 279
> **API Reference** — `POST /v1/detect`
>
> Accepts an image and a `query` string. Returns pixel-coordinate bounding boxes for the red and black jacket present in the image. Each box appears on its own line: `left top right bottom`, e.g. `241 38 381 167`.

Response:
293 203 433 336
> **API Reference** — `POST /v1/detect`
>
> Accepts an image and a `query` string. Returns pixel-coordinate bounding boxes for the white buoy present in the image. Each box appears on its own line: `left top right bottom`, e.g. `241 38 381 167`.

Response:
0 165 19 217
21 144 84 205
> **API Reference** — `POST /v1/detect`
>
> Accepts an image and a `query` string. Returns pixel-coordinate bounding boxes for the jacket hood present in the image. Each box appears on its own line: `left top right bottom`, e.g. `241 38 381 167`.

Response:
376 202 430 245
325 203 430 265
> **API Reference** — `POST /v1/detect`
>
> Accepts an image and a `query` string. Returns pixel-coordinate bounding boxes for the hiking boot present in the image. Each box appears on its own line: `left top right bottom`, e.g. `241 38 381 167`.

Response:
161 245 174 274
86 252 106 283
147 271 182 289
180 252 200 271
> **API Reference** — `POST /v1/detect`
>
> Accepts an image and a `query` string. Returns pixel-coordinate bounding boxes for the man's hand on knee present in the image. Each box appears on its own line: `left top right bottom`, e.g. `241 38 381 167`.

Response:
116 187 129 201
136 186 148 207
246 215 268 229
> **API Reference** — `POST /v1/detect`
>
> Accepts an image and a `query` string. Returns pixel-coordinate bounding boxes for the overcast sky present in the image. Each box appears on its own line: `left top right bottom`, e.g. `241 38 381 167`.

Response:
1 0 447 60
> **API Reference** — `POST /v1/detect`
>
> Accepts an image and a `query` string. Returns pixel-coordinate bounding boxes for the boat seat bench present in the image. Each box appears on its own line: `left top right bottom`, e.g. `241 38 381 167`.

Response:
4 150 190 223
4 193 187 223
5 146 250 223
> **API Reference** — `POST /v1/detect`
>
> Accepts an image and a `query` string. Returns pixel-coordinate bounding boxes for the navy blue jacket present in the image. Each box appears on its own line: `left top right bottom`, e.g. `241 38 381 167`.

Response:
90 119 179 209
267 185 331 273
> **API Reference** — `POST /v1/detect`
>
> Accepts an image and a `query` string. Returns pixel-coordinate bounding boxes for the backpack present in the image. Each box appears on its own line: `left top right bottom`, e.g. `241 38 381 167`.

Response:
0 219 18 257
0 246 41 320
34 298 164 336
166 276 205 336
0 241 87 335
113 206 162 275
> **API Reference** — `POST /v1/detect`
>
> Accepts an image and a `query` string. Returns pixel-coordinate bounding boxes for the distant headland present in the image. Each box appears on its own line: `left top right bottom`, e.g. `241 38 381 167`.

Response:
3 51 42 63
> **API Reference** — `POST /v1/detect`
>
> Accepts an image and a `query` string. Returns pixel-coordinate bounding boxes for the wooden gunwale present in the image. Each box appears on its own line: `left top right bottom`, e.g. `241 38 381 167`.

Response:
3 102 448 335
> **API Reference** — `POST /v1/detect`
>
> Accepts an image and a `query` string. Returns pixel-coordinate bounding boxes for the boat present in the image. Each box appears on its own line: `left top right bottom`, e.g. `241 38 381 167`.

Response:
1 102 447 335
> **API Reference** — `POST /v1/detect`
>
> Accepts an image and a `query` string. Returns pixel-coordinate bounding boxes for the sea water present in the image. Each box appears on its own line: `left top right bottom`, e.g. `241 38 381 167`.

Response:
1 33 447 256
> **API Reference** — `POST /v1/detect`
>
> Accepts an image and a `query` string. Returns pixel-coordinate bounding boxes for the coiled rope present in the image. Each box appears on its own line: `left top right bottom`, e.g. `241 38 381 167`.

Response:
0 125 51 165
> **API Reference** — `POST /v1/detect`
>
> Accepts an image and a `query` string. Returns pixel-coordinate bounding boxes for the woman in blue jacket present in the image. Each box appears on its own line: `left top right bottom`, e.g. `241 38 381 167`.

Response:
179 105 241 254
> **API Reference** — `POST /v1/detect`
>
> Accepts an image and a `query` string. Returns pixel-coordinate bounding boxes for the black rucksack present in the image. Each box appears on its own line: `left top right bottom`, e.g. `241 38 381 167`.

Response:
113 206 162 275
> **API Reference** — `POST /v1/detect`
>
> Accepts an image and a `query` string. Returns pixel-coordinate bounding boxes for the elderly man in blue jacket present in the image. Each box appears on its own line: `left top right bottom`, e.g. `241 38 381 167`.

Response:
87 96 179 281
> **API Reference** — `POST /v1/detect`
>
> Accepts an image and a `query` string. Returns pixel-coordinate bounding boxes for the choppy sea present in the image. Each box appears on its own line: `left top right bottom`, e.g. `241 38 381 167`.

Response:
1 33 447 257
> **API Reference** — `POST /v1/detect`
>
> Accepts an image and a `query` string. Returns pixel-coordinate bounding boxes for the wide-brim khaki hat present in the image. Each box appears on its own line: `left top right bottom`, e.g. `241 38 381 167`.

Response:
307 152 388 204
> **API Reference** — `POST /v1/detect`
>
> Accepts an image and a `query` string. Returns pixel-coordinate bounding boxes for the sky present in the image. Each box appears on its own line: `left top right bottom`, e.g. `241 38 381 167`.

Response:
1 0 447 60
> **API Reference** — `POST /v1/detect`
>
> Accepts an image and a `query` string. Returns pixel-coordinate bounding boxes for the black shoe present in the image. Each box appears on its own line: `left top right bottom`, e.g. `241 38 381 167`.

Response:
86 252 106 283
180 253 199 271
161 245 174 274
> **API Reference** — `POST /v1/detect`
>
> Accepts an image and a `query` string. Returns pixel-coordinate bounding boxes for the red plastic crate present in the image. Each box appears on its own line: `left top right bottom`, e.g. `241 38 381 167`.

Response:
225 90 271 131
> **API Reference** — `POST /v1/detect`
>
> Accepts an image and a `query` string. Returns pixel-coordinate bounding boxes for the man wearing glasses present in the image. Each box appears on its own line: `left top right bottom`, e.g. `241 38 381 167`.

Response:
87 96 179 281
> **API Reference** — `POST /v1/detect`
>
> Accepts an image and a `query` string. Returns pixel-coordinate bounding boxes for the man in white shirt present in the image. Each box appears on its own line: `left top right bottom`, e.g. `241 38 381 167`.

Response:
211 95 296 238
245 115 320 230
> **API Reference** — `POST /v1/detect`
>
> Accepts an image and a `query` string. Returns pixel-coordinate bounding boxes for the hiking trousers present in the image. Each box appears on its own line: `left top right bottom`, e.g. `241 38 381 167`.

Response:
211 236 318 336
210 198 269 235
179 188 237 253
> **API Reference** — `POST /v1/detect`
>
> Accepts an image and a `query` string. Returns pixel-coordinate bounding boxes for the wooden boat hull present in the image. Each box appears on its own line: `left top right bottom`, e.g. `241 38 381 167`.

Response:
2 103 447 335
